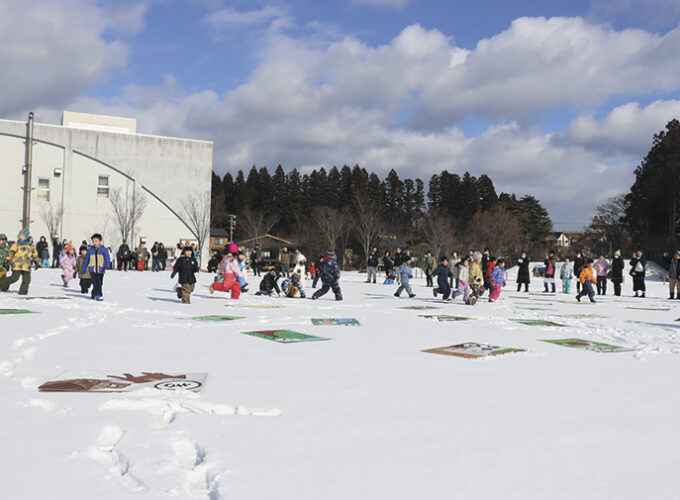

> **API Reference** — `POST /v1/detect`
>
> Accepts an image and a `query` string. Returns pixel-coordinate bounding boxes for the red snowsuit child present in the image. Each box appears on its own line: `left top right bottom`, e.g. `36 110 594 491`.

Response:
210 255 246 299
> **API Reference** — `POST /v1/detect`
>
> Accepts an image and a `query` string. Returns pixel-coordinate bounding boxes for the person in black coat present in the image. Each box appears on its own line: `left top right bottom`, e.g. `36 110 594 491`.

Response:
117 241 131 271
629 250 646 298
366 248 379 283
611 250 624 296
573 251 585 293
383 251 394 278
158 243 168 271
170 247 199 304
36 237 48 269
516 251 531 292
393 247 406 268
256 270 281 296
52 237 62 268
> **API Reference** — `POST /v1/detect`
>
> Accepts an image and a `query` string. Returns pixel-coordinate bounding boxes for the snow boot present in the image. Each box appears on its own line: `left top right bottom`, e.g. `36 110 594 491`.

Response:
408 293 416 298
634 292 639 297
576 294 581 302
394 292 400 297
335 295 343 301
640 293 646 298
432 287 439 297
670 292 675 300
590 299 596 303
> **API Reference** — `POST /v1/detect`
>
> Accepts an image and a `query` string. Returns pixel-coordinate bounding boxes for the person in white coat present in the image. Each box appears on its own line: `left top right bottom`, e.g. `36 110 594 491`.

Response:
292 251 308 289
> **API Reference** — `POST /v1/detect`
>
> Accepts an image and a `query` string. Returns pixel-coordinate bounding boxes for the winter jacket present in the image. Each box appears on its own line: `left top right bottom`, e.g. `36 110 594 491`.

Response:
669 258 680 279
579 267 597 284
491 266 506 287
7 241 39 272
158 246 168 262
171 255 199 285
560 262 573 279
422 255 436 274
217 256 246 280
135 246 150 261
573 256 586 278
432 264 452 287
319 257 341 283
516 257 531 284
544 256 557 278
151 245 159 259
394 264 414 285
259 272 281 294
485 262 495 283
458 265 470 283
367 252 379 268
81 246 111 275
59 252 77 276
393 251 406 268
36 239 48 258
383 255 394 274
280 251 291 266
237 260 248 286
207 256 220 273
282 277 305 297
76 255 91 279
593 260 611 277
448 257 461 279
0 241 10 272
117 244 131 260
52 238 62 258
469 261 484 286
611 256 624 283
294 252 306 266
629 257 646 278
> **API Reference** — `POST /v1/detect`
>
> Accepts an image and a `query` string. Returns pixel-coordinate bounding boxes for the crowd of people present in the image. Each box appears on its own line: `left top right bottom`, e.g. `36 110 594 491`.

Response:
1 226 679 305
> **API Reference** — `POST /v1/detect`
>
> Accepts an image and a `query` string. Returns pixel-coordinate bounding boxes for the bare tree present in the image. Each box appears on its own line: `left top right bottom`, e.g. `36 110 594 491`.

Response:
38 201 63 241
181 193 215 265
586 194 632 256
420 213 456 259
109 184 147 245
239 207 279 241
470 205 522 257
312 206 345 250
353 195 382 265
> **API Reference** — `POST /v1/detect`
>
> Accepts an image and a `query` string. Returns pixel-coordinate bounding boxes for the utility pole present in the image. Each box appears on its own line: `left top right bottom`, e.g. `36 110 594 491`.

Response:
228 214 237 242
22 112 35 229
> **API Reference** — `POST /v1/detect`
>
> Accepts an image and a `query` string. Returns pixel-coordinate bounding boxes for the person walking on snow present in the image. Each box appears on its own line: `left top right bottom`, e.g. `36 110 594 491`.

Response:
452 258 473 303
422 251 435 288
560 256 573 294
488 258 506 303
210 254 245 299
593 255 611 295
516 251 531 292
312 249 342 301
59 243 77 287
0 228 40 295
432 256 453 300
76 245 92 294
394 255 416 298
576 259 597 303
80 234 111 301
171 246 199 304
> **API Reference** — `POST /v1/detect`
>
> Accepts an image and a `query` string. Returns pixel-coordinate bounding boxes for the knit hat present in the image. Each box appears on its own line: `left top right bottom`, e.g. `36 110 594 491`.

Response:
326 248 336 258
65 243 74 253
472 251 482 260
292 271 301 280
18 228 30 240
79 245 88 252
0 233 6 241
183 246 193 253
229 242 240 254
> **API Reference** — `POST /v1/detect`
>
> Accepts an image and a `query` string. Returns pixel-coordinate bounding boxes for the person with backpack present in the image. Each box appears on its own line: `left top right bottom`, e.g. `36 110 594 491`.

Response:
80 233 111 301
312 249 342 301
171 246 199 304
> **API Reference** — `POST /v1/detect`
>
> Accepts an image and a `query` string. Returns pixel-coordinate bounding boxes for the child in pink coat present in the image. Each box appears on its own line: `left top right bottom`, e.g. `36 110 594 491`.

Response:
59 244 77 287
210 254 246 299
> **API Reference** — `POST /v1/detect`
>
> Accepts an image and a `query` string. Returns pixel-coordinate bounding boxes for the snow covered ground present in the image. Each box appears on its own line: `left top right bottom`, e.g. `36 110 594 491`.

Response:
1 267 680 499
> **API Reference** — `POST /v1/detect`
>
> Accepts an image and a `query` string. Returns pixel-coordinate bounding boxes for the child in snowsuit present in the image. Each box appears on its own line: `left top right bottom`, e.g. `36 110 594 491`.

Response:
256 270 281 296
0 228 40 295
560 257 573 294
312 249 342 301
0 234 10 291
210 254 245 299
484 256 497 291
452 258 473 303
59 244 77 287
76 245 92 294
467 252 486 304
576 259 597 303
432 257 453 300
236 251 249 293
171 246 199 304
80 234 111 301
282 272 306 298
488 259 506 303
394 256 416 298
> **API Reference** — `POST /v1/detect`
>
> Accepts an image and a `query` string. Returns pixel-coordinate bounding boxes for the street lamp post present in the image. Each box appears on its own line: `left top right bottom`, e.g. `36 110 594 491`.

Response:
22 112 35 229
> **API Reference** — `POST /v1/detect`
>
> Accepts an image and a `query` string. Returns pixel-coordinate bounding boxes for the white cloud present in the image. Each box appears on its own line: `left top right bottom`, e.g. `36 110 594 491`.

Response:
589 0 680 28
202 5 291 38
0 0 141 116
350 0 409 9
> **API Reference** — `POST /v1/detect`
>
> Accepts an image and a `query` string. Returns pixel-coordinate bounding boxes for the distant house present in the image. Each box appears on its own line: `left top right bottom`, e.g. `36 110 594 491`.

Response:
209 228 229 252
236 234 296 263
548 232 587 250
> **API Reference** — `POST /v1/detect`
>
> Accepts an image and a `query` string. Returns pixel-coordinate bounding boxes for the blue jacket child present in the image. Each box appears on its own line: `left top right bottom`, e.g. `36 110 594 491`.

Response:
80 233 111 301
432 257 453 299
312 249 342 301
394 257 415 297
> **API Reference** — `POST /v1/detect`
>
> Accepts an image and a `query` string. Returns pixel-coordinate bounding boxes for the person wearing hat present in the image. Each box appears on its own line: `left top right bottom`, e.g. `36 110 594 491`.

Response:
80 233 111 301
171 246 199 304
0 233 10 291
611 250 624 297
669 250 680 300
59 243 77 287
312 249 342 301
281 271 306 298
0 228 40 295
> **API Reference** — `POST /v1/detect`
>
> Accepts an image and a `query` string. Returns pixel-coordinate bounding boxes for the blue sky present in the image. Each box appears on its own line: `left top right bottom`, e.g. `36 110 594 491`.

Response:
3 0 680 229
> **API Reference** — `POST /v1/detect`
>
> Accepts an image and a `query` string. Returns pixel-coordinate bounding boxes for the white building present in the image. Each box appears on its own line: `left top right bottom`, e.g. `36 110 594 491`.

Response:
0 111 213 261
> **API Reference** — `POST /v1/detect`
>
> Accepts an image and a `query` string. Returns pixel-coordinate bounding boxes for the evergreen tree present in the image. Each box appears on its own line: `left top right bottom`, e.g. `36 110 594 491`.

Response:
428 174 441 211
477 174 498 211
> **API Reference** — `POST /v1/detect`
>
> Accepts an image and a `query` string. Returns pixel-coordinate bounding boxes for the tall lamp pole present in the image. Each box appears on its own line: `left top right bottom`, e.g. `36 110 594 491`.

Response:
22 112 35 229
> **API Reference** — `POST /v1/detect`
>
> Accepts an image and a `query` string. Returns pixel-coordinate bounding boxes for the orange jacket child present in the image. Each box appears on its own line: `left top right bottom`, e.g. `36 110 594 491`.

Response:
579 267 597 284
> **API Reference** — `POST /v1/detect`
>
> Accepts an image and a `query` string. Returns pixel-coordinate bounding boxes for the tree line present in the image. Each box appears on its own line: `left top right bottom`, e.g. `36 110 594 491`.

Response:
211 165 554 266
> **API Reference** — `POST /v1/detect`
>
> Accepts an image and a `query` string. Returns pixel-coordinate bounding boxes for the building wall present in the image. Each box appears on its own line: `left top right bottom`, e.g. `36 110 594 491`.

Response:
0 118 213 262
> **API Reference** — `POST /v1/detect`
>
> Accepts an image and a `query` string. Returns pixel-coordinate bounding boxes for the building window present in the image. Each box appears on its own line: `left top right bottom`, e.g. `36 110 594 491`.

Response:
37 178 50 202
97 175 109 198
215 238 224 245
